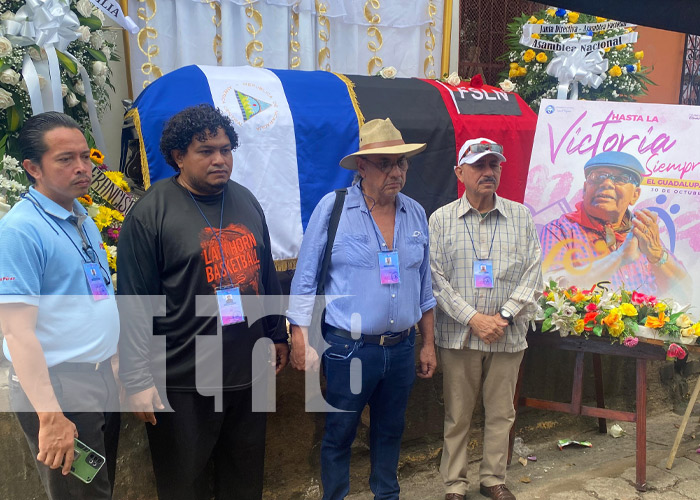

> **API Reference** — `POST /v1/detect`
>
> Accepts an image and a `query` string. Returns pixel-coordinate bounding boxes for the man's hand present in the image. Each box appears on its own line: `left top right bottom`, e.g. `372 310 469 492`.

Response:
290 325 320 372
417 343 437 379
632 209 664 263
128 386 164 425
36 412 78 475
273 342 290 375
468 312 507 344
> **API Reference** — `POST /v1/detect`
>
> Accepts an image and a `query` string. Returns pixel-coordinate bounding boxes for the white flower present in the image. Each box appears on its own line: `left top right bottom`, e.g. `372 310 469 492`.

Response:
92 61 107 76
446 71 461 86
74 79 85 96
0 87 14 110
76 0 93 17
90 31 104 50
38 75 47 90
0 36 12 58
66 92 80 107
378 66 397 79
94 9 105 23
93 74 106 86
2 155 20 173
102 46 111 60
81 102 89 112
0 11 15 21
61 83 68 97
77 25 91 43
0 68 20 86
499 79 516 92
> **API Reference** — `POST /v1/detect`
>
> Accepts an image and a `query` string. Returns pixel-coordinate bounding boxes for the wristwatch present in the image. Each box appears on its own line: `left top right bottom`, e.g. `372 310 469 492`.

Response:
499 309 514 325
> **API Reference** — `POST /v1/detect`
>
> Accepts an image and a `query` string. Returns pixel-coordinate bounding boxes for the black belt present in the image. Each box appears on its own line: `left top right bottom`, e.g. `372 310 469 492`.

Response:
48 360 111 373
325 325 411 347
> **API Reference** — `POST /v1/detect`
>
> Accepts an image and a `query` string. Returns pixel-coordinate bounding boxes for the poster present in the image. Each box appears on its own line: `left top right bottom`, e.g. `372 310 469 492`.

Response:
524 99 700 303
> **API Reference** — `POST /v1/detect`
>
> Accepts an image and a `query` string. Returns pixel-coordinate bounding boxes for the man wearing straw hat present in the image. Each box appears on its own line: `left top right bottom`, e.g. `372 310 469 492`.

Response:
287 118 437 500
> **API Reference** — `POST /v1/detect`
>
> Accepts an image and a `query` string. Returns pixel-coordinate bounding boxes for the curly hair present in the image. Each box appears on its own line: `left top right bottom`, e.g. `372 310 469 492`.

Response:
159 104 239 171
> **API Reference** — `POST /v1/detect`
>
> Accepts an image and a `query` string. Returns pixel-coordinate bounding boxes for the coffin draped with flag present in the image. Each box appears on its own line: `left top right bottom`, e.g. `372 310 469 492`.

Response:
121 65 538 266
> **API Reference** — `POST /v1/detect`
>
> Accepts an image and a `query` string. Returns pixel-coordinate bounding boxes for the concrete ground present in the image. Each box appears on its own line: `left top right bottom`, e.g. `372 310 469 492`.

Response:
344 410 700 500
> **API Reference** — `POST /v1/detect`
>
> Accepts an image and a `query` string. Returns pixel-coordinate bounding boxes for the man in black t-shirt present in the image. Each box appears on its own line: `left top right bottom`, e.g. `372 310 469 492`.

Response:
117 104 288 500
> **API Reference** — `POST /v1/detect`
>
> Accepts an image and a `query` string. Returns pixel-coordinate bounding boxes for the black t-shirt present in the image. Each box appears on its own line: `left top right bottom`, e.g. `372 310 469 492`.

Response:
117 177 285 392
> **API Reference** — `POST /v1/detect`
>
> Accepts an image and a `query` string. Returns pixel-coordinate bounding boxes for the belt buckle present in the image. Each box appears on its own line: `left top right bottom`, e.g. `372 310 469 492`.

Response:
379 335 386 346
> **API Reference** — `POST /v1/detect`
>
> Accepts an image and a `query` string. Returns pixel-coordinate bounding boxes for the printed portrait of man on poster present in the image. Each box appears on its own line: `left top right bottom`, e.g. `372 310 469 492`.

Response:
524 99 698 303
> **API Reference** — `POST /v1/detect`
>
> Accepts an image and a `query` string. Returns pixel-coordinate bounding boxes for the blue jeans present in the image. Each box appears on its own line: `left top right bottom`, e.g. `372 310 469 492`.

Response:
321 329 417 500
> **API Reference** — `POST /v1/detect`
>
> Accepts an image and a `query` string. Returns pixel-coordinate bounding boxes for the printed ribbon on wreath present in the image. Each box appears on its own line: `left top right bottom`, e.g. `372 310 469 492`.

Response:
546 36 608 100
2 0 108 158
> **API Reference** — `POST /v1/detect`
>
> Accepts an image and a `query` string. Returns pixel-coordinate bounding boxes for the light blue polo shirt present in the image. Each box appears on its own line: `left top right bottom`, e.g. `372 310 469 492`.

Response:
0 187 119 367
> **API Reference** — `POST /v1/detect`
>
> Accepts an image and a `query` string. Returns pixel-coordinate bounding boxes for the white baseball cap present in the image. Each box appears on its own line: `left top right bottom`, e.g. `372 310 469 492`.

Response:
457 138 507 166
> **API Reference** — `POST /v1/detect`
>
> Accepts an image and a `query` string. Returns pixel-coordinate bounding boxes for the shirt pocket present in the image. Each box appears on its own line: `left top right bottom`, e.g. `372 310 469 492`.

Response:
497 244 525 282
404 233 427 268
343 234 376 269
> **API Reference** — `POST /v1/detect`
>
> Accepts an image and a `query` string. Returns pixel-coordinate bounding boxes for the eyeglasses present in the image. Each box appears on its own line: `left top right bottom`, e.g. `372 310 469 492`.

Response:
586 171 639 186
465 143 504 155
361 156 409 173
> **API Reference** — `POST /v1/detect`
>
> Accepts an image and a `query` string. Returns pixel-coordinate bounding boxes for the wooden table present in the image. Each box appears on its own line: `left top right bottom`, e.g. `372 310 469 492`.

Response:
508 330 698 492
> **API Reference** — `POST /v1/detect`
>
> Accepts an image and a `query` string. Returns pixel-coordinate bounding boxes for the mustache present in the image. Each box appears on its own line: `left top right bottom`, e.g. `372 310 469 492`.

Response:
479 177 497 184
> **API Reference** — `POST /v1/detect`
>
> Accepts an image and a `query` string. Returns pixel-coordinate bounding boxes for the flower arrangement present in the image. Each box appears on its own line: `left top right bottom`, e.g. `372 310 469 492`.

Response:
498 8 654 111
0 0 118 164
0 153 27 207
78 148 129 274
537 280 700 359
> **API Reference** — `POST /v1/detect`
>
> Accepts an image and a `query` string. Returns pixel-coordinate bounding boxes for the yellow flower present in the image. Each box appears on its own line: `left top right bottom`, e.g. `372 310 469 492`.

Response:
546 8 556 16
527 16 537 24
608 321 625 337
645 311 669 329
517 66 527 76
105 246 116 272
692 323 700 336
104 171 131 193
570 33 576 38
656 302 667 312
536 19 545 24
681 327 693 337
531 33 540 39
619 303 637 316
604 47 611 52
596 16 607 22
602 309 621 327
676 313 693 328
635 50 644 60
574 319 585 334
94 205 114 231
569 291 586 303
568 12 580 23
615 44 627 50
111 208 124 223
508 68 518 78
78 194 93 206
510 62 519 69
608 65 622 77
90 148 104 165
523 49 536 63
636 62 641 72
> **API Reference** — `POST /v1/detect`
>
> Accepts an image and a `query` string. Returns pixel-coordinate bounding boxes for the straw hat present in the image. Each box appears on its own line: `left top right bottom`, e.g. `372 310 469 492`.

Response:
339 118 427 170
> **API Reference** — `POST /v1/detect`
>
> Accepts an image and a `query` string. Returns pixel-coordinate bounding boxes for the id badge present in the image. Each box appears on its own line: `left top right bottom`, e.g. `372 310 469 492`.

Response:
473 260 494 288
82 263 109 301
378 250 400 285
216 286 245 325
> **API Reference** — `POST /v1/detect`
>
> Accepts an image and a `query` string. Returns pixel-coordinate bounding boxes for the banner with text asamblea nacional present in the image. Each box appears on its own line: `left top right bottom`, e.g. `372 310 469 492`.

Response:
524 99 700 304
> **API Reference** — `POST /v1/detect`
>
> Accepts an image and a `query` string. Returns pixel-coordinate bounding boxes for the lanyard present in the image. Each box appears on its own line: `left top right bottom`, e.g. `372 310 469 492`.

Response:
463 211 499 261
360 181 394 251
187 185 234 288
24 192 111 285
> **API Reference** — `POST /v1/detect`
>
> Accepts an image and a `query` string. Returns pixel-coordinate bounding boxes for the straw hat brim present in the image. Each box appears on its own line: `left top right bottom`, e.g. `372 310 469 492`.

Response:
339 143 427 170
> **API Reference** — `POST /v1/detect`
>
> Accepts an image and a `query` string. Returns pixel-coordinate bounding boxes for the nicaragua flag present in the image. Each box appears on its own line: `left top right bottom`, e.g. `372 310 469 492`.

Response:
126 65 360 264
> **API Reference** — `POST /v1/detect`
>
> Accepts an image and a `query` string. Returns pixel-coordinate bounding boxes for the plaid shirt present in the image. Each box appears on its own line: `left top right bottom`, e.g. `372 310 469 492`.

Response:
540 212 659 294
429 194 543 352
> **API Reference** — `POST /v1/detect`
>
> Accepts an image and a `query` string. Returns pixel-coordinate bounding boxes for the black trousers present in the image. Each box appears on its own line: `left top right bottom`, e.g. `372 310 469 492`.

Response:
9 366 120 500
146 387 267 500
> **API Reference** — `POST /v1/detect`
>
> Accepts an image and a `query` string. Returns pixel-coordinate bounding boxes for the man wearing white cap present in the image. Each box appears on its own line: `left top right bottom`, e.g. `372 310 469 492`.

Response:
287 118 437 500
429 138 542 500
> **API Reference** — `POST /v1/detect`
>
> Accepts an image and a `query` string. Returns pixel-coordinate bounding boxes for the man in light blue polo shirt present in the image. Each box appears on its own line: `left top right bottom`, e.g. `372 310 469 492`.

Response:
0 112 120 500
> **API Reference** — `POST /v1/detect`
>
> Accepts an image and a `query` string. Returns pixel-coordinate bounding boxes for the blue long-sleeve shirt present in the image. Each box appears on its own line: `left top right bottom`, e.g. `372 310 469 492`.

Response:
287 183 436 335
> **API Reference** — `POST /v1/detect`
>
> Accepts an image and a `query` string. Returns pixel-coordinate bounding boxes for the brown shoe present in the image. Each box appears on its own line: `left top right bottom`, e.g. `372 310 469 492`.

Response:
445 494 465 500
480 484 516 500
